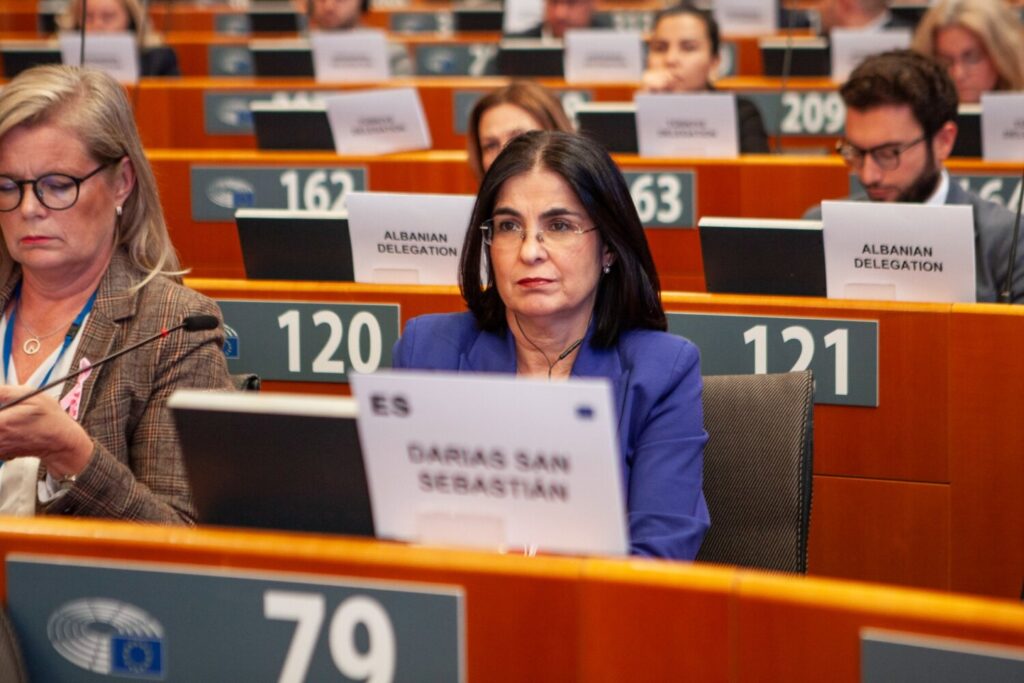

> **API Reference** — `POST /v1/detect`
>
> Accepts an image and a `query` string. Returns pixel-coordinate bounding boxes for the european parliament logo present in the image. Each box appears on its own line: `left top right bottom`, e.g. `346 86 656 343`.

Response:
47 598 166 678
223 323 240 359
206 176 255 210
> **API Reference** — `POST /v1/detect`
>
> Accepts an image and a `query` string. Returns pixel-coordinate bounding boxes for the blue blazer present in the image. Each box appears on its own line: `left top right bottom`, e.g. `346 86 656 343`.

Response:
393 312 710 560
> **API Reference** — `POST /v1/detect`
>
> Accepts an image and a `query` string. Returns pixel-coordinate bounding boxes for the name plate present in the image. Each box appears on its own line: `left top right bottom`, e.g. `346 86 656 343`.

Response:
346 191 475 285
667 312 879 406
622 170 696 228
311 30 390 82
58 32 138 83
325 88 432 155
7 555 464 682
714 0 777 35
830 29 911 82
862 629 1024 682
219 300 400 382
981 92 1024 161
822 201 976 303
190 165 368 221
563 29 643 83
204 90 323 134
416 43 498 76
636 93 739 158
741 91 846 136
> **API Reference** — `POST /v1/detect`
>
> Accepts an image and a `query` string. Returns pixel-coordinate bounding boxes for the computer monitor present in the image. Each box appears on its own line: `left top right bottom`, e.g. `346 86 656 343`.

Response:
699 216 827 296
169 390 375 537
576 102 638 154
235 208 355 281
250 101 334 150
759 37 830 77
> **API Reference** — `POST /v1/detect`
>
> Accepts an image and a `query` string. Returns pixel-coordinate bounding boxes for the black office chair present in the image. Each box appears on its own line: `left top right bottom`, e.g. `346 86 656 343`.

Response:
231 373 261 392
696 371 814 573
0 605 28 683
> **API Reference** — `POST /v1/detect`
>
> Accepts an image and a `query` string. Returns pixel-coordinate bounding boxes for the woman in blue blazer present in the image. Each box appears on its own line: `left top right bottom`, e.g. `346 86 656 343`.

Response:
394 131 709 560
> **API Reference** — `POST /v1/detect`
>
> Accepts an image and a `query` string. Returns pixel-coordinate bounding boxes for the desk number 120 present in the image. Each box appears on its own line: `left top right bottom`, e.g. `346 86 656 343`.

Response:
743 324 849 395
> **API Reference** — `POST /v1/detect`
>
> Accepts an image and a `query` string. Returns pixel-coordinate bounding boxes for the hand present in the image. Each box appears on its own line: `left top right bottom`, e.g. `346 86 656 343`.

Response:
640 69 684 93
0 385 94 478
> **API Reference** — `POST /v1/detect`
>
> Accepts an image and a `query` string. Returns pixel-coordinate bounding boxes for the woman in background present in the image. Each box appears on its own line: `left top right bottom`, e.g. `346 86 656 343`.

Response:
59 0 180 76
913 0 1024 104
641 4 771 153
394 131 710 560
466 81 573 180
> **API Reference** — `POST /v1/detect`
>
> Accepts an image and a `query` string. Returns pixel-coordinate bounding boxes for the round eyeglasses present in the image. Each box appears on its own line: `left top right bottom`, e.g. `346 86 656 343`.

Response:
481 217 597 250
835 136 926 171
0 163 111 212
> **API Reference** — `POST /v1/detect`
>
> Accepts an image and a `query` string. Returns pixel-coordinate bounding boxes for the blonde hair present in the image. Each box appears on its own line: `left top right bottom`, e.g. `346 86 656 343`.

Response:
58 0 163 46
913 0 1024 91
0 65 181 287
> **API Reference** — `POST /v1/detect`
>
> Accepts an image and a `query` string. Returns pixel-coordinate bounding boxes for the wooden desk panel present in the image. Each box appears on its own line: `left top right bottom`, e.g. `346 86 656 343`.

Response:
1 518 1023 681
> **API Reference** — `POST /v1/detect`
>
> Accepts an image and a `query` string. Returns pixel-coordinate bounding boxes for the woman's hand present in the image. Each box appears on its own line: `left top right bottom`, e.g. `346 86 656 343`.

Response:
0 385 94 479
640 68 684 93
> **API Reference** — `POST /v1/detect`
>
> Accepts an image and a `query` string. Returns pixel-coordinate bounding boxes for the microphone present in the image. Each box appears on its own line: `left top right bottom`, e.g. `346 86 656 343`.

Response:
0 314 219 412
997 166 1024 304
79 0 87 65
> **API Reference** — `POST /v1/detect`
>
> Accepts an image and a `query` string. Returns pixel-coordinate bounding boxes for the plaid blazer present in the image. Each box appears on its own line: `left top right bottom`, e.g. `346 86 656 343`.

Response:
0 250 232 523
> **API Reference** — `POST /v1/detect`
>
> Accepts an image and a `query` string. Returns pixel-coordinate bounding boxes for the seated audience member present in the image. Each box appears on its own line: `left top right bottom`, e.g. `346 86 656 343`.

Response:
467 81 573 180
641 4 770 154
818 0 916 32
0 65 233 518
912 0 1024 104
394 131 710 559
308 0 413 75
509 0 613 39
805 50 1024 303
59 0 180 76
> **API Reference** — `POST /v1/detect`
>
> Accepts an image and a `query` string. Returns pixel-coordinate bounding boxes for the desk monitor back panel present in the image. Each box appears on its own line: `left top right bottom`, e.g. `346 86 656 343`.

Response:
453 7 504 31
759 39 831 77
699 217 827 296
251 45 314 76
251 102 334 150
247 10 303 33
497 42 564 76
170 390 374 537
951 106 981 157
235 208 355 281
1 46 61 78
576 103 638 154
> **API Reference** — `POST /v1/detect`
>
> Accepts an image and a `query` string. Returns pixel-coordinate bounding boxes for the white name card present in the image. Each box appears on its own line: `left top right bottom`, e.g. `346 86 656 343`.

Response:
563 29 643 83
981 92 1024 161
714 0 777 36
822 200 976 303
345 191 474 284
351 371 629 556
324 87 432 155
830 29 911 82
58 32 138 83
635 92 739 158
310 30 390 83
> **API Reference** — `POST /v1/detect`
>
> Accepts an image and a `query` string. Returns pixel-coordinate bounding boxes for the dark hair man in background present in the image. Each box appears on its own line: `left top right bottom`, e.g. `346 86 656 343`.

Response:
805 50 1024 303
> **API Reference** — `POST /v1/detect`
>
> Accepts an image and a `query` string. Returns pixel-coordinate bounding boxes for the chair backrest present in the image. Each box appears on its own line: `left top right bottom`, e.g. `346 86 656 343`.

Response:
0 605 28 683
696 371 814 573
231 373 261 392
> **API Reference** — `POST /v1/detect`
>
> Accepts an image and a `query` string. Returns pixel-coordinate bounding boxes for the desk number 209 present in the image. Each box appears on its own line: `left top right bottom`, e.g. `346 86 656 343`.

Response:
265 590 396 683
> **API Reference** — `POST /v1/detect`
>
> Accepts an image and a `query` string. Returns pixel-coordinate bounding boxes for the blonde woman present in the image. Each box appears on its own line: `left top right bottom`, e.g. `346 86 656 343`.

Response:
913 0 1024 103
58 0 180 76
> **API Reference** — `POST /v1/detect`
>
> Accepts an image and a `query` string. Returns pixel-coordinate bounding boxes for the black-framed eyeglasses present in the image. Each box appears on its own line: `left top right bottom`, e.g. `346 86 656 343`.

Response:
0 163 111 212
481 217 598 249
835 136 926 171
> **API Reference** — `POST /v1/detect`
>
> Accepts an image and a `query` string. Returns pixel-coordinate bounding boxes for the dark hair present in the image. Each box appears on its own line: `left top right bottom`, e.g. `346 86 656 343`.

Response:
466 81 573 179
840 49 958 138
459 131 666 347
651 3 720 57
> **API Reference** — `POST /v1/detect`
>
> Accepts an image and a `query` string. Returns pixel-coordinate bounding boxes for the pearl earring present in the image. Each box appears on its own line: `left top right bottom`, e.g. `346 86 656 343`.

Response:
602 263 611 275
115 205 123 217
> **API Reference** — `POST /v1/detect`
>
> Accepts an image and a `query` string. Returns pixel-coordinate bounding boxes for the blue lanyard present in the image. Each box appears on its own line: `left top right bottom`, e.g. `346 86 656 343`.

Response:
2 283 97 390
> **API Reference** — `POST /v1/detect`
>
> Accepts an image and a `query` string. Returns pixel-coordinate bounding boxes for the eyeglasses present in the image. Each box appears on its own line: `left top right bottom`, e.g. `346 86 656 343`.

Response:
835 136 926 171
481 217 597 249
0 163 110 212
937 49 988 70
